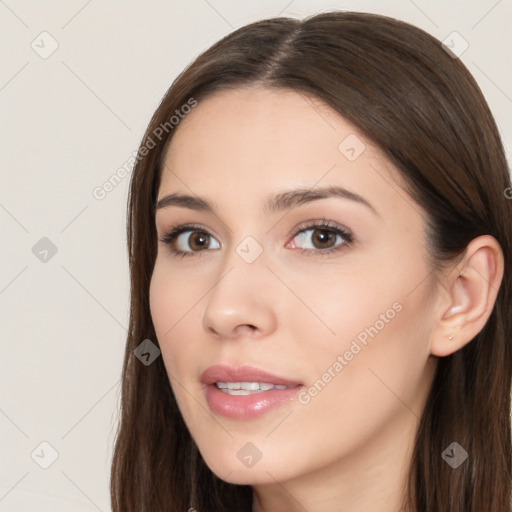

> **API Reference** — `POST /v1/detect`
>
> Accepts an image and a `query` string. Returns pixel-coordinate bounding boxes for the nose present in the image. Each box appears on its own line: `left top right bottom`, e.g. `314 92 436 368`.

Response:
201 246 278 340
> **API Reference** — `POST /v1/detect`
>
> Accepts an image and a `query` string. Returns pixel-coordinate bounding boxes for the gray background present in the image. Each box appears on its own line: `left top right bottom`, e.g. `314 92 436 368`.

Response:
1 0 511 510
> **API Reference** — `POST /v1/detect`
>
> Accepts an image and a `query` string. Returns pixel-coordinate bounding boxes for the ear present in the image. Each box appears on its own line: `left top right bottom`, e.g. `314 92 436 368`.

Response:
430 235 504 357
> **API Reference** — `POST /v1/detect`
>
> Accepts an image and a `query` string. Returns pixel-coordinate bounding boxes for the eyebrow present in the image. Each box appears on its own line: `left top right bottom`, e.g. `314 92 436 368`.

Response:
155 185 378 216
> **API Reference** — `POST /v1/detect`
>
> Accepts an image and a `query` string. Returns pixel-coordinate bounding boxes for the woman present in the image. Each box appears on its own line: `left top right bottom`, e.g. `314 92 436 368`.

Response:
110 10 512 512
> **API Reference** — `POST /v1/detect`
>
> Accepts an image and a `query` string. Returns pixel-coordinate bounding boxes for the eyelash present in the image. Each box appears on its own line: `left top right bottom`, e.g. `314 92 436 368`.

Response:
159 218 354 259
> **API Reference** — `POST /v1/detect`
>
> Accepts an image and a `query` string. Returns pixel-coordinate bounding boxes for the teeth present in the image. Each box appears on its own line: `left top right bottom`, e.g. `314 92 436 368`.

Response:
215 381 290 394
228 382 259 391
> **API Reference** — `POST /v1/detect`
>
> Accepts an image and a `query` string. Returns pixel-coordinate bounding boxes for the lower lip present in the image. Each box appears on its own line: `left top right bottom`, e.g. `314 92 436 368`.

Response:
205 384 303 420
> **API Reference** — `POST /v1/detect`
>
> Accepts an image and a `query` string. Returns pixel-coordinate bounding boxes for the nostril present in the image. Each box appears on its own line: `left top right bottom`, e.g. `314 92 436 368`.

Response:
236 324 258 336
206 323 259 339
207 325 220 337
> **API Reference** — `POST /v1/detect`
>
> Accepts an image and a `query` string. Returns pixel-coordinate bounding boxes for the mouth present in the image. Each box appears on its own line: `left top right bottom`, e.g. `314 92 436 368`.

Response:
201 364 304 420
214 381 293 395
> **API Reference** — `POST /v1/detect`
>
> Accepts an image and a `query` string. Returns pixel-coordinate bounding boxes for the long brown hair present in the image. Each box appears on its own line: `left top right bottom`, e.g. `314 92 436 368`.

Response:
110 11 512 511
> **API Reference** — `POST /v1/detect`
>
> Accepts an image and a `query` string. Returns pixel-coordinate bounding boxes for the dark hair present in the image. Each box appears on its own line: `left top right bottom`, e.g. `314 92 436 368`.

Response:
110 10 512 511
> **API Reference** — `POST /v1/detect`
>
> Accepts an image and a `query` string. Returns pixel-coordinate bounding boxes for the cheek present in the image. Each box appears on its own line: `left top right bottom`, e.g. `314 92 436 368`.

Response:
302 273 435 431
286 265 402 364
149 263 207 423
149 258 202 332
296 246 435 401
149 262 198 372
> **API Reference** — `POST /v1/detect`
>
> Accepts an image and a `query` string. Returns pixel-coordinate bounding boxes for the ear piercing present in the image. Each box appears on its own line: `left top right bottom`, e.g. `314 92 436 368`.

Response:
448 335 454 341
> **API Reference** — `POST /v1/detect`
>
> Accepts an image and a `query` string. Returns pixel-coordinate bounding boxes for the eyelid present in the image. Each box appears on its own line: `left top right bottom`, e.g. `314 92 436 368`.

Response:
289 218 352 241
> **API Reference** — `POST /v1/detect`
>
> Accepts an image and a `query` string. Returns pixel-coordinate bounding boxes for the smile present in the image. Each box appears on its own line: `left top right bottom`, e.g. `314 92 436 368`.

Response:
215 381 290 394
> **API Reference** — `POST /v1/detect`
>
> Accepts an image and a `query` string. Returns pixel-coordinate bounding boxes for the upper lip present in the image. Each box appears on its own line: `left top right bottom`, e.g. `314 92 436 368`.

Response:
201 364 302 387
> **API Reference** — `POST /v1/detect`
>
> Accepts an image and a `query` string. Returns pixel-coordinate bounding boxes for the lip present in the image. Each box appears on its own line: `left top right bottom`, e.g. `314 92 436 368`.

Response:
201 364 302 387
201 364 304 420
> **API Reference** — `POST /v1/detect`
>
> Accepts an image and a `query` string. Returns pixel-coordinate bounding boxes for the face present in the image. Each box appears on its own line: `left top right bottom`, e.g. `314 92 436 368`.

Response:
149 86 439 486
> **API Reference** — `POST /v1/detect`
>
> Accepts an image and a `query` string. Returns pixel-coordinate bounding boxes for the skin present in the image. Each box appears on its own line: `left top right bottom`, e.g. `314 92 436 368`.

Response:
149 86 503 512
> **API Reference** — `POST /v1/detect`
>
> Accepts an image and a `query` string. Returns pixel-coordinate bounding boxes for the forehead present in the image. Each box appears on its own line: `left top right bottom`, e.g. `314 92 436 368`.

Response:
163 86 369 162
158 86 405 210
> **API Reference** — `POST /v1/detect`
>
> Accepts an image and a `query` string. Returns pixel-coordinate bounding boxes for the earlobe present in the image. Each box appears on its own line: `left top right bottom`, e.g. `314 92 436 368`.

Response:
430 235 504 357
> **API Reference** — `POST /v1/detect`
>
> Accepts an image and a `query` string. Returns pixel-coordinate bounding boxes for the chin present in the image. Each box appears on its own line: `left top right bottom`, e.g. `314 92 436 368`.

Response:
200 449 295 486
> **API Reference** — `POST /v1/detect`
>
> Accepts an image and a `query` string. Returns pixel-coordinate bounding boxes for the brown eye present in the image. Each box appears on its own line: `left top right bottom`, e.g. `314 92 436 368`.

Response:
160 225 221 257
310 229 338 249
187 232 211 251
292 223 352 254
